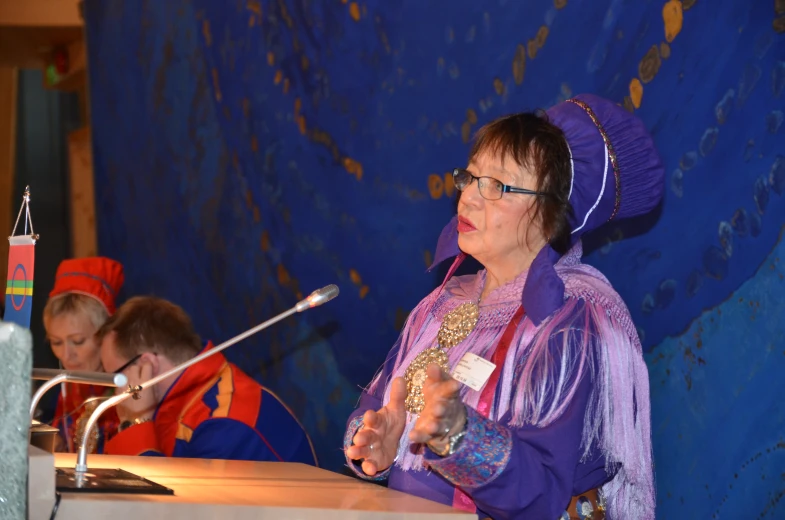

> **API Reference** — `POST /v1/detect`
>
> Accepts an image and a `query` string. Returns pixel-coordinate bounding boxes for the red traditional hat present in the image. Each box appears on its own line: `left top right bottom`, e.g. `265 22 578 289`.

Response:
49 257 124 315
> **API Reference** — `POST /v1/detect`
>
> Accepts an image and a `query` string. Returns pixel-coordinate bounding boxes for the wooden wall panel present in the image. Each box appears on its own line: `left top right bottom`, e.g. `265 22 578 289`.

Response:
0 67 18 285
67 126 96 258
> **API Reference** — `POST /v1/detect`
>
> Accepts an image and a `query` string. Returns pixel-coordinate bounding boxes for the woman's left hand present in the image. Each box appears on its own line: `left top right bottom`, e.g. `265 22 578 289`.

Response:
409 363 467 453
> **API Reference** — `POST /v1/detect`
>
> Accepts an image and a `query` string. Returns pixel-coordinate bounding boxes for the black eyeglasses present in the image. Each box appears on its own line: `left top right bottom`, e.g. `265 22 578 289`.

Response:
111 354 142 374
452 168 551 201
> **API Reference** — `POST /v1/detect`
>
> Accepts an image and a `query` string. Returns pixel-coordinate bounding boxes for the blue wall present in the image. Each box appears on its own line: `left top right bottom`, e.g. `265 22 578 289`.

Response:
83 0 785 516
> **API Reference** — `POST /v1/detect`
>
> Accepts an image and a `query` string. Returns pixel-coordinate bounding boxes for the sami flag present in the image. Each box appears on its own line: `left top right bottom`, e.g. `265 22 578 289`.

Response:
4 235 36 328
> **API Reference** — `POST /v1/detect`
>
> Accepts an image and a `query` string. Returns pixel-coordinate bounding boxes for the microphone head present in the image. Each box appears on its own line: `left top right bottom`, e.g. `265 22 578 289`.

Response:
297 284 340 311
113 373 129 388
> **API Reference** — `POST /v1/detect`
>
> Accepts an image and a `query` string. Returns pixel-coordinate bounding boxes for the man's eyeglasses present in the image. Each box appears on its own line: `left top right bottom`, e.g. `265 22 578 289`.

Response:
111 354 142 374
452 168 551 201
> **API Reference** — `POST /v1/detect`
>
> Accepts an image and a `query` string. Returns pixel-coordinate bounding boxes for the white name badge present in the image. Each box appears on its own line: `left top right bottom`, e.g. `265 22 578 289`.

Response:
452 352 496 392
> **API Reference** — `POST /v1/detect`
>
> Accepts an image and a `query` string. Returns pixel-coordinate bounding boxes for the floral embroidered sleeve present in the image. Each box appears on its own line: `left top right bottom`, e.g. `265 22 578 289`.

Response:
423 406 513 487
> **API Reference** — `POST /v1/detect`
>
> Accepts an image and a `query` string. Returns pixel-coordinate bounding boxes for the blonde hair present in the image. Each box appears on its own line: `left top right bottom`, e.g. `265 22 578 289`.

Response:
43 293 109 331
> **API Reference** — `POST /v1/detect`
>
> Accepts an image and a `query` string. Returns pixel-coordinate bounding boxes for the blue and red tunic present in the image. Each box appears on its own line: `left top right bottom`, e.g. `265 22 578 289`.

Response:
106 342 317 465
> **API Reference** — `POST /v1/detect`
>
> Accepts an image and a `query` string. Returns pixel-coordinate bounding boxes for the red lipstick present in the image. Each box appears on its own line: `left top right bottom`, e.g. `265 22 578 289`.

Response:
457 216 476 233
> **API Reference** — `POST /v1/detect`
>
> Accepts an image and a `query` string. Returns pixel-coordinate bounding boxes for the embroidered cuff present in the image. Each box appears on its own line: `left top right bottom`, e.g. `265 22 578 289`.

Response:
343 415 391 482
424 407 512 488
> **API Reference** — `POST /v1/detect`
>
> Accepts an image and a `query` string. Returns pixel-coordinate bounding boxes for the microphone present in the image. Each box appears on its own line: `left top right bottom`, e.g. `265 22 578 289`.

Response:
73 284 340 475
295 284 339 312
32 369 128 386
29 369 128 424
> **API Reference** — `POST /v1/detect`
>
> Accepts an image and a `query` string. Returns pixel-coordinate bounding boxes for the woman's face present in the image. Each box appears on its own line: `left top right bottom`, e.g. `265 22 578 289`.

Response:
456 151 546 273
46 312 103 372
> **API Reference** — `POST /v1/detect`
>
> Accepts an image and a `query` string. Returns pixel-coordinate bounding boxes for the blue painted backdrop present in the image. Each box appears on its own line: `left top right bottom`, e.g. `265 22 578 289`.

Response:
83 0 785 516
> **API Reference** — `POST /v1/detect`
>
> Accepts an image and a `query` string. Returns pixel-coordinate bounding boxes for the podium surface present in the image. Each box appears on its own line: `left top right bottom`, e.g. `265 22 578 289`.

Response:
50 454 477 519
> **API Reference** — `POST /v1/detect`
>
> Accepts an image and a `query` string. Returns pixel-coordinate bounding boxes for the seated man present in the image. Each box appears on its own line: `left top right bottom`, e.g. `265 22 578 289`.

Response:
97 296 317 465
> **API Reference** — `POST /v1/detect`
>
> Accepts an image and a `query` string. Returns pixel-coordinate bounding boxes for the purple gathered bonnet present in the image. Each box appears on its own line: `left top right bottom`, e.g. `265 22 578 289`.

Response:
429 94 665 324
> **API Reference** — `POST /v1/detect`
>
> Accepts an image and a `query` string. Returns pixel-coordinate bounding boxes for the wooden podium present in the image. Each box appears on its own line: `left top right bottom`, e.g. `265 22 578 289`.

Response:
32 450 476 520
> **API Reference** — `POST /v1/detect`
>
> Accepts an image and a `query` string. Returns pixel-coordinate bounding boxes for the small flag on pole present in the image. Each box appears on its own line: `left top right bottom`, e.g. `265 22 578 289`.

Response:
3 186 39 329
5 236 35 327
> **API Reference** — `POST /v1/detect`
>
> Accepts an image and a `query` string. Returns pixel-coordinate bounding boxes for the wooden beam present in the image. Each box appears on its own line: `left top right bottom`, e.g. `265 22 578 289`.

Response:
67 126 97 258
0 26 82 69
68 1 95 259
0 67 18 287
0 0 82 27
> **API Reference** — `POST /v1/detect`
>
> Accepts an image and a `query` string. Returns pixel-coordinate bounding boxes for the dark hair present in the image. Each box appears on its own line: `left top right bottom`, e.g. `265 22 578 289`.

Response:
469 111 573 254
95 296 202 364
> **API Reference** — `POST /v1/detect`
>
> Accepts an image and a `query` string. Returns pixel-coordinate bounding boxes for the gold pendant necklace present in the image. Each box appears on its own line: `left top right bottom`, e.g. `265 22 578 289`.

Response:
403 301 479 414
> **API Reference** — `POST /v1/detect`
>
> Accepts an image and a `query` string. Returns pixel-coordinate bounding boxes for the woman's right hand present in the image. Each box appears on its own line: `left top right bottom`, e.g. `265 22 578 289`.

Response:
345 377 407 476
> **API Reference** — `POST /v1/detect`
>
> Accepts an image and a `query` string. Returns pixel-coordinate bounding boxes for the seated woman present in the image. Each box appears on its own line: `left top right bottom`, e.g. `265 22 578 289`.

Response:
344 94 664 520
44 257 125 453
